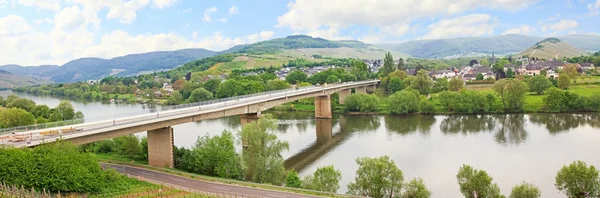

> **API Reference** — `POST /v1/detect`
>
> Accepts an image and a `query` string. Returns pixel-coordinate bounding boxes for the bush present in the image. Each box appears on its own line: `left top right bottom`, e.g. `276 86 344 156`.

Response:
387 90 419 114
439 91 497 113
344 94 380 112
0 141 131 193
418 99 436 114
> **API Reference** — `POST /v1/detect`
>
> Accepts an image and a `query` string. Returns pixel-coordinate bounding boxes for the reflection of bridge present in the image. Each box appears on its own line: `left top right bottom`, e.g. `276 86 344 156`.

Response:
1 80 378 168
284 116 354 173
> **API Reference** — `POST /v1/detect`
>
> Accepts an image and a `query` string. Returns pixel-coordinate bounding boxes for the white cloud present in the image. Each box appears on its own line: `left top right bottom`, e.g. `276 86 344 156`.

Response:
589 0 600 15
260 31 274 40
106 0 150 24
152 0 176 9
568 30 578 35
358 35 382 44
217 18 227 23
229 6 239 15
422 14 495 39
0 15 32 36
54 5 86 30
34 18 54 25
382 23 411 37
277 0 537 31
503 25 536 35
542 19 578 31
305 28 353 40
17 0 61 11
0 0 8 8
203 7 217 22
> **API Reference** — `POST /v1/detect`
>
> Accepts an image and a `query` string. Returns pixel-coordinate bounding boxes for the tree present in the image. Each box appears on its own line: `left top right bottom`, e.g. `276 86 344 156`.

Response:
543 88 568 112
344 94 380 112
449 77 464 91
388 77 404 93
527 75 552 94
285 170 302 188
347 156 404 198
30 105 51 119
476 73 484 80
185 130 244 179
302 165 342 193
558 72 571 90
494 79 528 112
382 52 395 76
172 79 186 90
351 60 369 80
564 63 580 83
388 90 419 114
509 182 541 198
286 70 308 84
6 98 35 111
188 88 214 103
326 75 340 84
540 69 547 77
0 108 35 127
433 77 449 93
480 59 490 67
457 165 504 198
53 101 76 121
203 78 222 94
411 70 433 95
216 79 244 98
113 135 143 160
240 115 289 185
397 58 405 70
167 91 183 105
507 68 515 78
402 178 432 198
419 99 436 114
555 161 600 198
266 79 291 91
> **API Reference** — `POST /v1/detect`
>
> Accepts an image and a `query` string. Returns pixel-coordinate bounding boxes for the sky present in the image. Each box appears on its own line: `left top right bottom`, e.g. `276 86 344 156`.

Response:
1 0 599 66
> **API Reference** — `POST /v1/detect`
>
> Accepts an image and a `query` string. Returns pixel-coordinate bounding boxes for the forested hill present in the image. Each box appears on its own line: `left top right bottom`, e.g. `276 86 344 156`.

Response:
233 35 372 54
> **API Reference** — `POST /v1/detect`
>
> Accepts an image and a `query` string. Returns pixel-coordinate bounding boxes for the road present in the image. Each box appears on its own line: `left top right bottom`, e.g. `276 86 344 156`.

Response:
101 163 324 198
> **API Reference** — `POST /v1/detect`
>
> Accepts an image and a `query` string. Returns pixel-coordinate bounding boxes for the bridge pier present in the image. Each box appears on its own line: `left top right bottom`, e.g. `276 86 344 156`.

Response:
315 95 332 119
355 86 367 94
366 85 377 93
147 127 174 168
338 89 351 105
240 113 260 148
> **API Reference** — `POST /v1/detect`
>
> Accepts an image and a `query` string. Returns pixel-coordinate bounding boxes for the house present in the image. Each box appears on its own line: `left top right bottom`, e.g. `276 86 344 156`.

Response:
580 63 595 71
483 72 495 80
471 66 492 75
154 90 163 98
525 65 542 76
430 70 456 79
87 80 97 85
462 73 477 81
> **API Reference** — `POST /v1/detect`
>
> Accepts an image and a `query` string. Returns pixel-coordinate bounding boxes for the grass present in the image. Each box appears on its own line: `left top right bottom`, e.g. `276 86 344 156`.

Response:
95 155 348 198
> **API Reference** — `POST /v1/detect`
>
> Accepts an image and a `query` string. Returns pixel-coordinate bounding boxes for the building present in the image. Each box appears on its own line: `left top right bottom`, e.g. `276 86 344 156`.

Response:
87 80 97 85
462 73 477 81
430 70 457 79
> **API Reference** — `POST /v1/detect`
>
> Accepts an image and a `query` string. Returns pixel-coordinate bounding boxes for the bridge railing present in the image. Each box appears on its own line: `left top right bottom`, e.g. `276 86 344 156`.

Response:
0 80 378 136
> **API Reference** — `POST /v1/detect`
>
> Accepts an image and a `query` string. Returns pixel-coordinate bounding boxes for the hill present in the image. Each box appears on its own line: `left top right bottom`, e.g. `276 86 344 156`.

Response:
0 70 49 89
380 34 600 58
518 37 587 59
0 65 59 80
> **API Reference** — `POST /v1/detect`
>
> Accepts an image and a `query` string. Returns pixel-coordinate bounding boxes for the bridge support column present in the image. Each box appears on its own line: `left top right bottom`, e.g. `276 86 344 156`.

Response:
316 118 332 144
355 86 367 94
315 95 332 119
338 89 351 105
366 85 376 93
147 127 174 168
240 113 260 149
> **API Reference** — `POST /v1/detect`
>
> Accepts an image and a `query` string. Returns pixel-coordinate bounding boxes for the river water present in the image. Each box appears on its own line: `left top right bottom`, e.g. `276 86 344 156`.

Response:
2 90 600 197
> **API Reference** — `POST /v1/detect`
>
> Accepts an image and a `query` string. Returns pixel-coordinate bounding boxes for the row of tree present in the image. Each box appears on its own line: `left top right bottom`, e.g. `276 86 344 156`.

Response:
0 95 82 128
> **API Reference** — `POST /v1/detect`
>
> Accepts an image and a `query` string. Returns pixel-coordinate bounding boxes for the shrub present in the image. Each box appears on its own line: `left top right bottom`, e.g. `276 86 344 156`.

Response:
344 94 380 112
387 90 419 114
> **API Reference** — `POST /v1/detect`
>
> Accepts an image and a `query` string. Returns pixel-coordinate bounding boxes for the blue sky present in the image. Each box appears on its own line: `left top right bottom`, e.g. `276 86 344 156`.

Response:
0 0 599 65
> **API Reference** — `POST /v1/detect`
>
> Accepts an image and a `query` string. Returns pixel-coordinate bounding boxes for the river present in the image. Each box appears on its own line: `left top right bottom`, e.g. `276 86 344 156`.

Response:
2 90 600 197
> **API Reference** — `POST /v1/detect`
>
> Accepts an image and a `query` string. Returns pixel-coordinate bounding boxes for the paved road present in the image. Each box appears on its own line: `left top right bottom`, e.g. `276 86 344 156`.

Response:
101 163 324 198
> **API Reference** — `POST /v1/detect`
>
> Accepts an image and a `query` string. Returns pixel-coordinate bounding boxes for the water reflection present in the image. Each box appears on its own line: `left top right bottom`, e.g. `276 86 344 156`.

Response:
342 115 381 132
385 115 436 136
494 114 527 145
440 115 495 134
529 113 600 134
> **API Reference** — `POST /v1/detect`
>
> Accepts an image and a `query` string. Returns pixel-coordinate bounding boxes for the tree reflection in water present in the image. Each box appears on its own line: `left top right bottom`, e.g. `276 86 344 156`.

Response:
494 114 527 146
528 113 600 135
440 115 495 135
384 115 436 136
342 115 381 132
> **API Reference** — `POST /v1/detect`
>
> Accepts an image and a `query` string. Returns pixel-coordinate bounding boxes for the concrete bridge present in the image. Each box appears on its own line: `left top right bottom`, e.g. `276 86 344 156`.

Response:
0 80 379 168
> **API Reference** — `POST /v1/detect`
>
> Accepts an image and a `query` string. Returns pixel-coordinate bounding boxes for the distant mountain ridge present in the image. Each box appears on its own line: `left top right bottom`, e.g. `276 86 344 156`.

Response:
380 34 600 58
234 35 372 54
1 48 216 83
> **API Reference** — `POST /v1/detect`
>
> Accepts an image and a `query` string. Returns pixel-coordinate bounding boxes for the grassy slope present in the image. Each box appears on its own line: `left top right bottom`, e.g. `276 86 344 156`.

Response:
518 40 587 59
0 73 49 89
